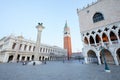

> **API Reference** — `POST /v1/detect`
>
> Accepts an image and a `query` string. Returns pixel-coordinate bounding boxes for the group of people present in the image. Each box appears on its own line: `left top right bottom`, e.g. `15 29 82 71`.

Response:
22 60 47 66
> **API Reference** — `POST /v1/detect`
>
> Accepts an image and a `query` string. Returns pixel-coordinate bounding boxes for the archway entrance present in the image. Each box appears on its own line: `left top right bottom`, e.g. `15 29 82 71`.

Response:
116 48 120 64
27 57 30 61
87 50 97 64
17 55 20 61
32 55 34 61
42 56 44 61
8 55 14 62
100 49 114 64
39 56 41 61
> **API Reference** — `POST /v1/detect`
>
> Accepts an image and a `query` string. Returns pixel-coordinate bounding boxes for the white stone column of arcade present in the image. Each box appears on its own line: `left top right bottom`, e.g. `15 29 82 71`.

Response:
34 23 45 61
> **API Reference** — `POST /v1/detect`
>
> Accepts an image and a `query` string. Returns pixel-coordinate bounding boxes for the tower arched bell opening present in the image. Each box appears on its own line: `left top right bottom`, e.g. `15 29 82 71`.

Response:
116 48 120 64
110 31 118 43
102 33 109 43
89 36 95 45
87 50 98 64
84 37 89 45
100 49 114 64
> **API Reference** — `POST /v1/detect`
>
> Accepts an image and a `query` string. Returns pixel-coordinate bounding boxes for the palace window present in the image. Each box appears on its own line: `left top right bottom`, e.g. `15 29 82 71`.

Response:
93 12 104 23
12 43 16 49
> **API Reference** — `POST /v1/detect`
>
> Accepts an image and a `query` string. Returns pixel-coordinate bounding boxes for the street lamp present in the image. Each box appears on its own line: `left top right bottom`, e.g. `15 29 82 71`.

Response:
99 45 111 72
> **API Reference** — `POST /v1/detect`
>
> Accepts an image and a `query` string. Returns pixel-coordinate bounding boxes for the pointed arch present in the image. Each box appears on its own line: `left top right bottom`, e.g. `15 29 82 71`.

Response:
87 50 97 64
89 36 95 44
116 48 120 64
95 34 101 43
110 31 118 41
100 49 114 64
102 33 109 42
84 37 89 44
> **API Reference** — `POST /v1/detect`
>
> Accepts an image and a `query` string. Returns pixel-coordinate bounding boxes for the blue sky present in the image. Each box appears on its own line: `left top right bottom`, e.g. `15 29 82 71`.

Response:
0 0 97 52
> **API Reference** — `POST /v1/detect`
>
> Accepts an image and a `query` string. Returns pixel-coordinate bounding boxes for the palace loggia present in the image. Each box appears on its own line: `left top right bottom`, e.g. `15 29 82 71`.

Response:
77 0 120 65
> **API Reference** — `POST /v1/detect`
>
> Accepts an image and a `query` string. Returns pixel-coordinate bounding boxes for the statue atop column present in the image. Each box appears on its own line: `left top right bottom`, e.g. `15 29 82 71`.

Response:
38 23 43 26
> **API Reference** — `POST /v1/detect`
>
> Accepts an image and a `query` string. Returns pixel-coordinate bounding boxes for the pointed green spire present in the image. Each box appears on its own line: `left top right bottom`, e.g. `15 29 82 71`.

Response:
64 20 68 28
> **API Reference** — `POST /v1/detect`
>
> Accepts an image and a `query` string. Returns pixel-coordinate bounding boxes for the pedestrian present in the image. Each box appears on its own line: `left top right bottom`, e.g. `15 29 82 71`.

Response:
33 62 35 66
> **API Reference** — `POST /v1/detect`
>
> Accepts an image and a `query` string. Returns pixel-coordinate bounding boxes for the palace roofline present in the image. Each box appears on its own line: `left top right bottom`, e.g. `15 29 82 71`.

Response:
77 0 101 14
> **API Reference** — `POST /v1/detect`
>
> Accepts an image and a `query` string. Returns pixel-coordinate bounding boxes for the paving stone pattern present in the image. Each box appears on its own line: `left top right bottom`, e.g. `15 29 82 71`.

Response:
0 61 120 80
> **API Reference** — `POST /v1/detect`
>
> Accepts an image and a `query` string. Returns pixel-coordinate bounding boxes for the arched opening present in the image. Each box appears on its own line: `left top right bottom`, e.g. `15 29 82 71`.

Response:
32 55 34 61
19 44 22 50
17 54 20 61
29 46 31 51
8 55 14 62
27 57 30 61
12 43 16 49
118 29 120 39
110 31 118 43
33 46 35 51
22 56 25 61
89 36 95 44
100 49 114 64
95 34 101 44
116 48 120 64
93 12 104 23
87 50 97 64
24 45 27 51
84 37 89 45
102 33 109 42
42 56 45 61
39 56 41 61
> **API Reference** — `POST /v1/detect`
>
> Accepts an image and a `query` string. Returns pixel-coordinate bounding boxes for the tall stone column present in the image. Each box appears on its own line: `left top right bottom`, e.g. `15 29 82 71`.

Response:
97 54 101 65
34 23 45 61
84 56 88 64
112 54 119 66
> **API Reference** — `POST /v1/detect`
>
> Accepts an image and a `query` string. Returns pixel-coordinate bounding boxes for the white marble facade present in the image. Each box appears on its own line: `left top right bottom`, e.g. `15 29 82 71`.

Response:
0 35 67 63
77 0 120 65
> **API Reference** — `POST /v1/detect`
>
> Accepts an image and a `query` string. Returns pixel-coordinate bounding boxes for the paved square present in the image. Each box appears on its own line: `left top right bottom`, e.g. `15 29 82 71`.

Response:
0 61 119 80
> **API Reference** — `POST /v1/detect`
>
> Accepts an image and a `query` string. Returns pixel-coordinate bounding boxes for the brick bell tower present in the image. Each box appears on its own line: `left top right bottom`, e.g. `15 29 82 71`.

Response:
64 21 72 60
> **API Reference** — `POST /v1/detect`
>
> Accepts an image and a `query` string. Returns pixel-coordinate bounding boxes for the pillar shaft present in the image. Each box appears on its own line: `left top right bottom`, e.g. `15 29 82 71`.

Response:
113 55 119 66
34 23 44 61
97 55 101 65
84 56 88 64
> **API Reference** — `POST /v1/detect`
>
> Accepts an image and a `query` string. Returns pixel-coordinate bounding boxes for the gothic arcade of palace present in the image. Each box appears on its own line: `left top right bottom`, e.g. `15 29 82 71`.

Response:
77 0 120 65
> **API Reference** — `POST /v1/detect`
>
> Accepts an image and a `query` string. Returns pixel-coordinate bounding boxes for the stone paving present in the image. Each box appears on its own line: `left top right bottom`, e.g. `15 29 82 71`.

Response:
0 61 120 80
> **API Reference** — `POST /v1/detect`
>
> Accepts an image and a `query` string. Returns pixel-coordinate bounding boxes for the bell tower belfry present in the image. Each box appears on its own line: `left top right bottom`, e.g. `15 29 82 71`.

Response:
64 21 72 60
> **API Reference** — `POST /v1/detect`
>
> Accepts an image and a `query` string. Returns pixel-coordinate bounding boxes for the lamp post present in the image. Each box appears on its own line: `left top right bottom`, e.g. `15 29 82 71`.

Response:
99 45 111 72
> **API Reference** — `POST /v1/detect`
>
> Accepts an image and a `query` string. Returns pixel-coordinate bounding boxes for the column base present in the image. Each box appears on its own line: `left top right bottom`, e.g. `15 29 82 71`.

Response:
105 69 111 73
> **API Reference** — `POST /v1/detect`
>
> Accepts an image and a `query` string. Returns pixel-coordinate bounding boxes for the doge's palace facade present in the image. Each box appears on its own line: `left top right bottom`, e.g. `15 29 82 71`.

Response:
77 0 120 65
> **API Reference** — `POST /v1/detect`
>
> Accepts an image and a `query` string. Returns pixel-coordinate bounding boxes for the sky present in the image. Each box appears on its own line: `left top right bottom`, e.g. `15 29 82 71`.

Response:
0 0 97 52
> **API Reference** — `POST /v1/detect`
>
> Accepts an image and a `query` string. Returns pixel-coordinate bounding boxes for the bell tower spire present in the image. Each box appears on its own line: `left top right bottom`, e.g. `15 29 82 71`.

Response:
63 21 72 60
